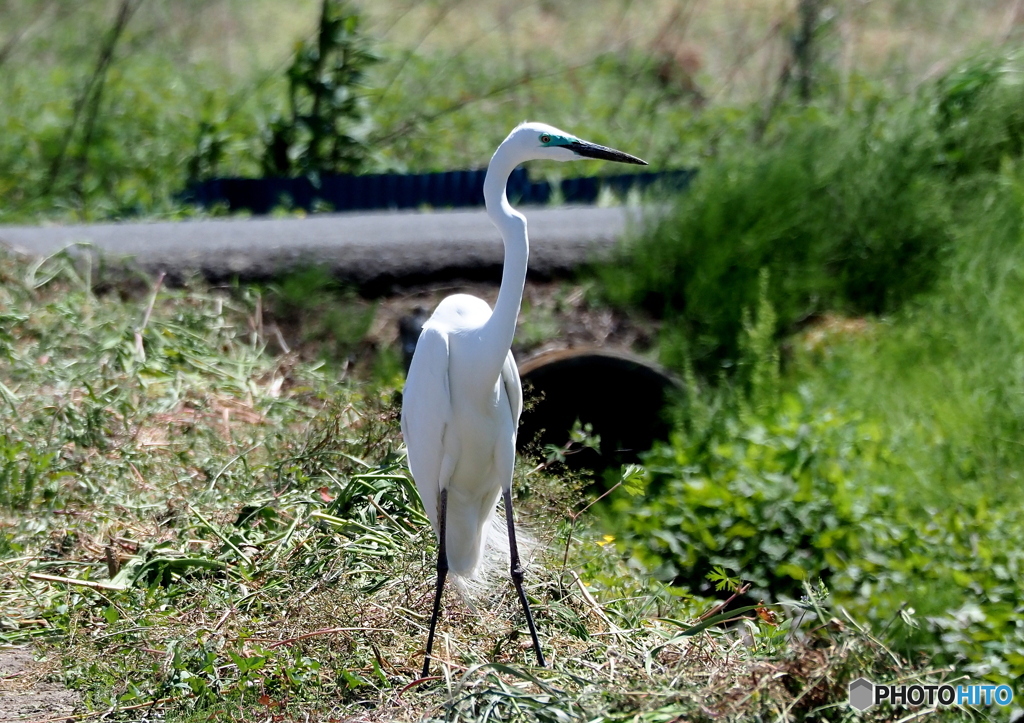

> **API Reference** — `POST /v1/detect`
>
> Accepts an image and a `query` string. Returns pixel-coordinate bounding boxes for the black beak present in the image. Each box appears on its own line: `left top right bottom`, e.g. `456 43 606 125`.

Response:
569 140 647 165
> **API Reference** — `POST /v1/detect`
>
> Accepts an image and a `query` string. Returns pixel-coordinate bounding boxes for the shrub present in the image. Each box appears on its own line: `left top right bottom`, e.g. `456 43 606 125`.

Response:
600 97 953 374
610 391 892 599
934 51 1024 178
261 0 379 178
609 388 1024 682
601 53 1024 376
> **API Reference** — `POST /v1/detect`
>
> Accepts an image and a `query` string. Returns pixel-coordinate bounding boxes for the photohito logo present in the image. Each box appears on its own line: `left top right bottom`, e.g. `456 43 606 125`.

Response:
848 678 1015 712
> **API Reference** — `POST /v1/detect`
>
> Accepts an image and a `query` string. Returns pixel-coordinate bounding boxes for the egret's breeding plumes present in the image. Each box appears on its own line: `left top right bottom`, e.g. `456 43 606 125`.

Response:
401 122 646 677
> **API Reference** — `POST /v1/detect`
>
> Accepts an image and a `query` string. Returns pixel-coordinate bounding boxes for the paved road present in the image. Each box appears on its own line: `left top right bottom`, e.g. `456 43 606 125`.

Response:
0 205 646 289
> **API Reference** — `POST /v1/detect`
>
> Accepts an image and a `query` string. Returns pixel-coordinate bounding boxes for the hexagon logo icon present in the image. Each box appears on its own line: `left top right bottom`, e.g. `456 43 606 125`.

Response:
849 677 875 711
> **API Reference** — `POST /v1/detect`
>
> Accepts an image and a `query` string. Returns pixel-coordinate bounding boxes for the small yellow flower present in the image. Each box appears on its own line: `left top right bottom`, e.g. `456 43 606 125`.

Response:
596 534 615 547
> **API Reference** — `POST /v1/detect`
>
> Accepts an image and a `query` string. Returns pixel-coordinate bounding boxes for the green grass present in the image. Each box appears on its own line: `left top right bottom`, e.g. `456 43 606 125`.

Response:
599 93 954 374
3 0 1023 221
5 3 1024 718
793 164 1024 505
593 51 1024 693
0 250 951 721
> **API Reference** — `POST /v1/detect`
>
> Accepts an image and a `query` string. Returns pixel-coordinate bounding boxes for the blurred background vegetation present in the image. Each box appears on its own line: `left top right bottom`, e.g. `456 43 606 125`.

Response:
3 0 1024 717
2 0 1021 220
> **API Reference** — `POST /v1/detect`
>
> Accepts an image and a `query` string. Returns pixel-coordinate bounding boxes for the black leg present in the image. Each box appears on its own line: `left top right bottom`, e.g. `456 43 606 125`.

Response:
503 488 546 667
422 489 448 678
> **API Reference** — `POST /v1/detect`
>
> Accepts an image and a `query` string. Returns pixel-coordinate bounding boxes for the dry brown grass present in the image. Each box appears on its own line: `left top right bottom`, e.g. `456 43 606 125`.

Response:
361 0 1023 103
5 0 1019 104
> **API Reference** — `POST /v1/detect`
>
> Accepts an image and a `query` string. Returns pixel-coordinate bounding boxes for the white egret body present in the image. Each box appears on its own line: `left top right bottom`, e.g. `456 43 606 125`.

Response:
401 122 646 677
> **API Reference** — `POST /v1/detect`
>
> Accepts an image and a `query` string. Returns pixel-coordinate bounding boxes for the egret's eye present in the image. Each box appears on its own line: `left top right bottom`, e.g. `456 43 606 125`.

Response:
540 134 551 144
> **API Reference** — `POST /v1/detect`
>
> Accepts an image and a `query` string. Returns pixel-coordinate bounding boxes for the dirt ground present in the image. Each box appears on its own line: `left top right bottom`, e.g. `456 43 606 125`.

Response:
277 278 662 381
0 648 79 722
368 280 659 358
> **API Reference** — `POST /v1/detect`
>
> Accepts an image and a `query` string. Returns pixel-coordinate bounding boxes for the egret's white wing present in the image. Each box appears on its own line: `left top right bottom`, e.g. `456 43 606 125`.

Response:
501 350 523 433
401 325 452 535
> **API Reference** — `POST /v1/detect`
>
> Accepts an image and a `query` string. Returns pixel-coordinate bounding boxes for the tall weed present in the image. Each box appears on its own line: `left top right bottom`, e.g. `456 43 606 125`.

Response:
0 60 270 221
607 53 1024 685
601 95 953 373
794 160 1024 506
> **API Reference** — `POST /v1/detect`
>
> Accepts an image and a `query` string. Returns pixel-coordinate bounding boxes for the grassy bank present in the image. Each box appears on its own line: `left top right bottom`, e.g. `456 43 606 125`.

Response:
598 52 1024 689
0 250 945 721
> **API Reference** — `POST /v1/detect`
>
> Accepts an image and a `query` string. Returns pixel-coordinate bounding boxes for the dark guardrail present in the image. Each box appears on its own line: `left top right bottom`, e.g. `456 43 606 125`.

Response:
184 168 695 215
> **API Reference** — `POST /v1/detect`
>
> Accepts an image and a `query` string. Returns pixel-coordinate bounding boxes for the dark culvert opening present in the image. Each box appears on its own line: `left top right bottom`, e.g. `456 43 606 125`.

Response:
516 348 681 477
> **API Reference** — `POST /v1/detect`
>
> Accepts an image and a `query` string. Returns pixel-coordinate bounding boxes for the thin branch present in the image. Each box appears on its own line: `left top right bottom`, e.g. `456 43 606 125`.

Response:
697 582 752 622
372 0 455 109
43 0 144 198
27 572 127 592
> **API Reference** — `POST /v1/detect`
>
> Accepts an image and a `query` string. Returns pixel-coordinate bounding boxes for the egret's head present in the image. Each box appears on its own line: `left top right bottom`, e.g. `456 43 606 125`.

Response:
505 122 647 166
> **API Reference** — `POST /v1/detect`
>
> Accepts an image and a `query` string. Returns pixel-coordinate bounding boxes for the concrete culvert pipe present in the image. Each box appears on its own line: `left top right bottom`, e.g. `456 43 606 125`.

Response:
516 348 681 474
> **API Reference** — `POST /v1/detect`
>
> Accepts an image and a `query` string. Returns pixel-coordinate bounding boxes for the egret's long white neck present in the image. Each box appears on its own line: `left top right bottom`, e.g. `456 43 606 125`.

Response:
479 139 528 379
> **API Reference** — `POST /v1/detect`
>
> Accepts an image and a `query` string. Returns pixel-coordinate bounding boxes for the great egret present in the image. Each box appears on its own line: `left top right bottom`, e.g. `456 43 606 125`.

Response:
401 122 646 677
